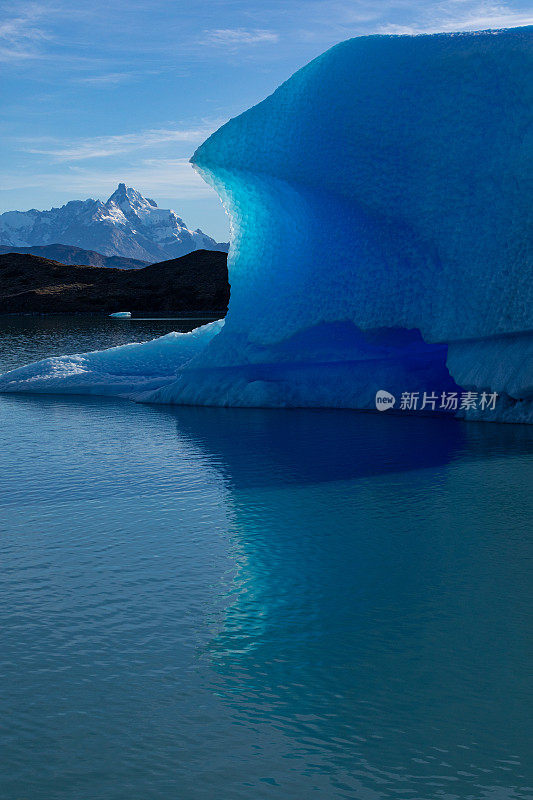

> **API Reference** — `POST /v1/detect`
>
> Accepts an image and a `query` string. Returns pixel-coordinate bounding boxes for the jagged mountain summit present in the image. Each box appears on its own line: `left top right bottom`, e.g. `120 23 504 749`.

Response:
0 184 229 262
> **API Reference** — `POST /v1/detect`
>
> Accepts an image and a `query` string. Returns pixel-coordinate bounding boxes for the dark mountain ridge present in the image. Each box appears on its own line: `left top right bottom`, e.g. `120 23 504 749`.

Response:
0 244 149 269
0 251 229 314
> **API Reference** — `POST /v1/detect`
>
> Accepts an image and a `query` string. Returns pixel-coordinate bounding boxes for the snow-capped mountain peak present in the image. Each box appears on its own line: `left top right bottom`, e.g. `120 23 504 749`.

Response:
106 183 157 216
0 185 228 262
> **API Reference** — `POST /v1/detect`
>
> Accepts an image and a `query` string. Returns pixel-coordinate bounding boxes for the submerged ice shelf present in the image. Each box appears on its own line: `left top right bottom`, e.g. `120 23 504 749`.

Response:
1 28 532 421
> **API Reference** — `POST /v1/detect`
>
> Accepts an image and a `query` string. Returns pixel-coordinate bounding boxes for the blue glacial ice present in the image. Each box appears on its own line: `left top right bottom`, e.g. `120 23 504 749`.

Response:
0 322 223 398
1 27 532 421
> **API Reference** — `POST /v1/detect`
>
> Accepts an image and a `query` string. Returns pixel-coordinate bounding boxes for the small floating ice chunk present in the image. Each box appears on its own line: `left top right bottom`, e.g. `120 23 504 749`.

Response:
109 312 131 318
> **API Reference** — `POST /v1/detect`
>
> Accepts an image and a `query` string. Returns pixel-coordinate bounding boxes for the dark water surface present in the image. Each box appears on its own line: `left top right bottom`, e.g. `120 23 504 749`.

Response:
0 316 531 799
0 314 218 374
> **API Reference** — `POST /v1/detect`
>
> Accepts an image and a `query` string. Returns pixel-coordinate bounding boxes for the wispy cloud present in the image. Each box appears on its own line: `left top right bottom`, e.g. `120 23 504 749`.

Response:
287 0 532 41
75 72 138 86
377 2 533 34
73 67 165 86
201 28 279 47
22 122 225 161
0 158 216 199
0 3 52 62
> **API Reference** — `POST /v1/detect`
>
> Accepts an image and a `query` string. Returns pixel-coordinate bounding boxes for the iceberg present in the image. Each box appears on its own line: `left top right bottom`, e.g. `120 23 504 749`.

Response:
1 28 531 422
109 312 132 318
0 322 223 398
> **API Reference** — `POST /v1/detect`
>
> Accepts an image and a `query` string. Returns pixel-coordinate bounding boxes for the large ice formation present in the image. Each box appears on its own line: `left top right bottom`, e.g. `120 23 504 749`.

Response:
1 28 531 421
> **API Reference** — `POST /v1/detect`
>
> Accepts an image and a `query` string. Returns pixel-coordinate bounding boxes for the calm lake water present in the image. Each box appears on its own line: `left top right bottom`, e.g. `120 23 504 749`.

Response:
0 315 531 800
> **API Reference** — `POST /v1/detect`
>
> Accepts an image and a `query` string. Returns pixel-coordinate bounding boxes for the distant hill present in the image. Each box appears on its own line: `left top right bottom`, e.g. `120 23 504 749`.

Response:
0 250 230 314
0 244 149 269
0 183 229 262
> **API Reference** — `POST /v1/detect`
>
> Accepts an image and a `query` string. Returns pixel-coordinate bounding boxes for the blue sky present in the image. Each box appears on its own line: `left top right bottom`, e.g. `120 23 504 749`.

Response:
1 0 531 240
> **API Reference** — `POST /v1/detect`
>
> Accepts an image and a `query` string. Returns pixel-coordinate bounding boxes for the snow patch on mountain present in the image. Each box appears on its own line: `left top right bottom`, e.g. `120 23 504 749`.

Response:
0 184 228 262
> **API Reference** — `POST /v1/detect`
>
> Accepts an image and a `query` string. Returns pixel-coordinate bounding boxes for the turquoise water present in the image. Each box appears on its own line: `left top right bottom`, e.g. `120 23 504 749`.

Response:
0 317 531 799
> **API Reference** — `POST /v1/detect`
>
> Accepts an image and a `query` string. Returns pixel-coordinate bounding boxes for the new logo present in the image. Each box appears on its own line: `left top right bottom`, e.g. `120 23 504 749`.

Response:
375 390 396 411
